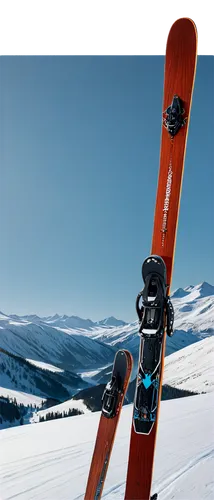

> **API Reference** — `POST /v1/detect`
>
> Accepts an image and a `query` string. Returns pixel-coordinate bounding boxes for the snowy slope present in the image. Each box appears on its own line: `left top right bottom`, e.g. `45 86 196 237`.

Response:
171 282 214 335
26 359 64 373
0 315 116 371
0 349 86 403
20 335 214 422
0 392 213 500
0 387 44 407
31 398 90 423
163 336 214 394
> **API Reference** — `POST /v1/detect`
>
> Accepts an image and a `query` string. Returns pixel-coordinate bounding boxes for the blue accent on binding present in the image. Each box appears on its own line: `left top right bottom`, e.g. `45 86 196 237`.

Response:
134 374 161 423
142 373 153 389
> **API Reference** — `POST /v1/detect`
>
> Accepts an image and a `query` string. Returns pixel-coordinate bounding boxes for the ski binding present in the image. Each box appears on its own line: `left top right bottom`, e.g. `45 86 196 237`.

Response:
136 256 174 338
163 94 187 137
101 375 121 418
134 255 174 434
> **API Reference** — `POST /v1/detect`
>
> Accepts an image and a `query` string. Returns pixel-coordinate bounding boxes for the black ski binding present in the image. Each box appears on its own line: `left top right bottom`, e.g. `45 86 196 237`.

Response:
163 94 187 137
136 255 174 338
101 375 121 419
133 255 174 433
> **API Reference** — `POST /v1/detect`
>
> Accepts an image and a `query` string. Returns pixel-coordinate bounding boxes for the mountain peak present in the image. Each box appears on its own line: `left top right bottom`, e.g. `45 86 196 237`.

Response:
195 282 214 296
171 288 189 299
51 314 60 320
95 316 127 328
172 282 214 300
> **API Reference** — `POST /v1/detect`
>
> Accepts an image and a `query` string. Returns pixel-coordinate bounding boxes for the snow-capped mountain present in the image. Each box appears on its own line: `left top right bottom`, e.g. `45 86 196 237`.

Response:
0 314 116 371
0 281 213 407
2 334 213 430
94 316 127 328
10 313 127 331
38 314 96 330
1 282 214 431
172 281 214 300
86 282 214 358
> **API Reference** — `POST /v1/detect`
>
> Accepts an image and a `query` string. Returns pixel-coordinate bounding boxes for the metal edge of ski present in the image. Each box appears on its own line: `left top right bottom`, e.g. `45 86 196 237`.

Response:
84 349 133 500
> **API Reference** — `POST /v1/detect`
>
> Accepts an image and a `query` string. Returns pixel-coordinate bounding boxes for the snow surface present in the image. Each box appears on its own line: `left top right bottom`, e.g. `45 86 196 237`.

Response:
171 282 214 335
0 387 44 406
0 393 213 500
163 336 214 394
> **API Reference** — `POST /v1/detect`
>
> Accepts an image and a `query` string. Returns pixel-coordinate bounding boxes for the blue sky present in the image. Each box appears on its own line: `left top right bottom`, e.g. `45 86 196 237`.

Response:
0 56 213 321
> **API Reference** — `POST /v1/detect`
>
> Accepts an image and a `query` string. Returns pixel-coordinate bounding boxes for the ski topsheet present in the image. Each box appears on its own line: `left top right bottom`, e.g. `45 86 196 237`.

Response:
84 349 133 500
125 18 197 500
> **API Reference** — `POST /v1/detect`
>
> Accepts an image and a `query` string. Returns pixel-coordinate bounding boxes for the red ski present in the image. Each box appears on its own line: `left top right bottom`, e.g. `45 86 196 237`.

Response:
125 18 197 500
84 349 133 500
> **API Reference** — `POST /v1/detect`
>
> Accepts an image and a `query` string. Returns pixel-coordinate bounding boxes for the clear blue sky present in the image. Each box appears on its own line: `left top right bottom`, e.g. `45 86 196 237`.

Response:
0 56 213 321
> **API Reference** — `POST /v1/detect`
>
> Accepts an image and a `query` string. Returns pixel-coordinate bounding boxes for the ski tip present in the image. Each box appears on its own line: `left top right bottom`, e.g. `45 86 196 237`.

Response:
168 17 197 37
162 14 200 54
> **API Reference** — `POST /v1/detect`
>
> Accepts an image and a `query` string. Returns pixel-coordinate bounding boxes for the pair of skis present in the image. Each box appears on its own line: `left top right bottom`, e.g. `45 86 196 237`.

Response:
84 263 169 500
85 17 197 500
